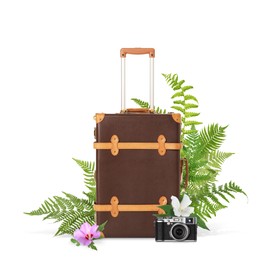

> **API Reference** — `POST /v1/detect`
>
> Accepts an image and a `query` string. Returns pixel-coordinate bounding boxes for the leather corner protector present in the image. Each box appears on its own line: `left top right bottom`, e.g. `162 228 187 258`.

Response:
157 135 166 156
94 113 105 124
172 113 181 123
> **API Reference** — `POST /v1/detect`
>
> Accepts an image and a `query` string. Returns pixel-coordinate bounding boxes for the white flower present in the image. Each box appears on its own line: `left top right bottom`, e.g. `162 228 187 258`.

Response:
171 194 194 217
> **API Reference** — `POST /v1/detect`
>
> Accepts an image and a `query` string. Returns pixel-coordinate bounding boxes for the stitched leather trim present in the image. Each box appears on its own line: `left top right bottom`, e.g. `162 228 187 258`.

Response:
94 135 182 156
94 196 167 217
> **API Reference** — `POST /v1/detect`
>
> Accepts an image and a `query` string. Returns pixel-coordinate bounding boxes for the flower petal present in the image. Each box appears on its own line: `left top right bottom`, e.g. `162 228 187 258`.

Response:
80 222 92 235
80 237 92 246
181 194 192 209
74 229 91 246
171 195 180 211
183 206 194 217
93 231 101 239
90 224 99 235
74 229 85 240
173 208 182 217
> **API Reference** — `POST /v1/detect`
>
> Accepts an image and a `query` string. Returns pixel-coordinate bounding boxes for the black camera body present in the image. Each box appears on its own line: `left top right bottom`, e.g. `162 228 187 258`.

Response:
155 216 197 242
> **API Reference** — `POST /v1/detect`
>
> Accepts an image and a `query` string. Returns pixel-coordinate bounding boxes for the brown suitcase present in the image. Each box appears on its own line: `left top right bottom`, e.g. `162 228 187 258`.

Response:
93 48 182 237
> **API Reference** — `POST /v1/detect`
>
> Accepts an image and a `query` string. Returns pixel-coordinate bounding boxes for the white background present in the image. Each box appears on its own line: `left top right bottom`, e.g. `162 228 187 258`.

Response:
0 0 273 259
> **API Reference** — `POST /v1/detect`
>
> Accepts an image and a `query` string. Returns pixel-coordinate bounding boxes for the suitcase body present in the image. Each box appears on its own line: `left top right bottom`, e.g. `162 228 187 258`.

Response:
93 48 182 237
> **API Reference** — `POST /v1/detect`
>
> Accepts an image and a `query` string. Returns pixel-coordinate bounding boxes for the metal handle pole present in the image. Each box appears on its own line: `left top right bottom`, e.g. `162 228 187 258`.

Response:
149 58 154 111
121 57 126 112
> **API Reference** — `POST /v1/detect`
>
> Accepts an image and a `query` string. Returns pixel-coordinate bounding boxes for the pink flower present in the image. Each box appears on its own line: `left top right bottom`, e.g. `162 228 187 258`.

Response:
73 222 101 246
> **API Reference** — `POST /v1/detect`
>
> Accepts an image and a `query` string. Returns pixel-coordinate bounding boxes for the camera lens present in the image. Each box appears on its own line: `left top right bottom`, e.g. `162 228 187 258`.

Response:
170 223 189 241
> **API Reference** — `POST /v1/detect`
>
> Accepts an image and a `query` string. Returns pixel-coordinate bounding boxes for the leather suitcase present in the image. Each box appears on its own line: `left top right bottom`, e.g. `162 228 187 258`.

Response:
93 48 182 237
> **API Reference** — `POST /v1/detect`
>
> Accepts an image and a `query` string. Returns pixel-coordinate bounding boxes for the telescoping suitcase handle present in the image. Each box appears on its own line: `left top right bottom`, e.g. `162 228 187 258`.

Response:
120 48 155 113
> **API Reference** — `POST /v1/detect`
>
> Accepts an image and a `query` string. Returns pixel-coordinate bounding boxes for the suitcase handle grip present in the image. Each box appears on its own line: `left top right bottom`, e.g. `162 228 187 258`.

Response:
120 48 155 58
121 48 154 112
124 108 151 113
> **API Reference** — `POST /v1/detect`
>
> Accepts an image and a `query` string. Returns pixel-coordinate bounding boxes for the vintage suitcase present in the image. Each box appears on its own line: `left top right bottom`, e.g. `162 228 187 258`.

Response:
93 48 182 237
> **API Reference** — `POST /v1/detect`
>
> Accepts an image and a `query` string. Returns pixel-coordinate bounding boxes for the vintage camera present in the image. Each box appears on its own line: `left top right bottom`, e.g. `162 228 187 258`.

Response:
155 216 197 241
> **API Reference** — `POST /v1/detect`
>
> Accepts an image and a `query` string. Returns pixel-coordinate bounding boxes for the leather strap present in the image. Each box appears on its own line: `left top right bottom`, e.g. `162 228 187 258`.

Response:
180 158 189 190
94 196 167 217
94 134 182 156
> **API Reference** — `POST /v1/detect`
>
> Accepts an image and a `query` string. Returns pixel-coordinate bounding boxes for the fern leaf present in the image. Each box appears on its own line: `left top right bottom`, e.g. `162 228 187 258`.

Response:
131 98 166 114
181 85 193 92
184 120 202 126
185 112 200 118
131 98 149 108
183 129 198 135
177 80 185 88
155 106 167 114
55 211 94 236
173 100 185 105
200 124 227 153
72 158 95 191
171 91 184 99
171 105 184 113
207 151 234 170
184 95 198 103
211 184 230 203
184 103 198 110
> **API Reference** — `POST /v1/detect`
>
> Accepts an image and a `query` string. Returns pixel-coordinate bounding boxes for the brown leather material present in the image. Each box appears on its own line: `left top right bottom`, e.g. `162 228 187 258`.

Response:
94 113 105 123
172 113 181 123
95 113 181 237
120 48 155 58
94 196 167 217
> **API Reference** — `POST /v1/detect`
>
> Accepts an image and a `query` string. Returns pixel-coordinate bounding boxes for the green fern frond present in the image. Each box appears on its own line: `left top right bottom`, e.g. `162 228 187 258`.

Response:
72 158 95 191
162 73 183 90
189 181 247 221
181 85 193 92
219 182 247 197
189 171 216 186
131 98 166 114
185 112 200 118
171 105 184 114
184 103 198 110
25 191 95 236
55 211 94 236
173 100 184 105
183 129 198 135
131 98 149 108
155 107 167 114
200 124 227 153
207 151 234 170
184 121 202 127
171 91 184 99
184 95 198 102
